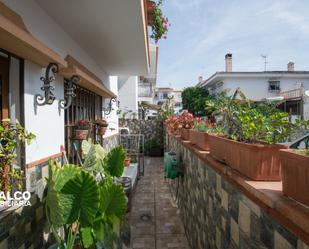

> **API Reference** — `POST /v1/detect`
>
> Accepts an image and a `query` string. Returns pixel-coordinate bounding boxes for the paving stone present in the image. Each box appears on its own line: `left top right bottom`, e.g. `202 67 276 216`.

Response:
156 234 190 249
132 235 155 249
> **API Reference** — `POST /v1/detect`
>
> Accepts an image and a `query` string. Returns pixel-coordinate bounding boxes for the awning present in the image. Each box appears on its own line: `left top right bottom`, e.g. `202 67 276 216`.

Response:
59 55 116 98
140 102 161 111
0 2 67 68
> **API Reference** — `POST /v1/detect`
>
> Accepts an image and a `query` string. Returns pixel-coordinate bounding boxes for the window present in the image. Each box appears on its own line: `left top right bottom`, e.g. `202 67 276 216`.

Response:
65 84 103 164
268 80 280 91
163 93 168 99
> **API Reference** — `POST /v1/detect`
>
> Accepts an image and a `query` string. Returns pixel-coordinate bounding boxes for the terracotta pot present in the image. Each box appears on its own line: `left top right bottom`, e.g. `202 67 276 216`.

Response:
208 134 229 163
74 129 89 140
147 1 155 25
209 134 286 181
180 128 190 141
125 158 131 167
280 149 309 206
190 130 210 151
97 126 107 136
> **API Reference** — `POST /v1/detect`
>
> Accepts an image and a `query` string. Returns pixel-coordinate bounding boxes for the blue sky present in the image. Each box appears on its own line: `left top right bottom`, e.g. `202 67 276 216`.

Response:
156 0 309 89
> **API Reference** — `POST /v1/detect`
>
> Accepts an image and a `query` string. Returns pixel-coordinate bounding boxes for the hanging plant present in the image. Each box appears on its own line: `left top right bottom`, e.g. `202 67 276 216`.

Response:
150 0 170 43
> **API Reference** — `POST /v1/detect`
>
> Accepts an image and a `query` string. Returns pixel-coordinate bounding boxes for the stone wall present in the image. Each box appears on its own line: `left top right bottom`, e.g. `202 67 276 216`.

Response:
167 134 309 249
119 119 163 145
0 195 48 249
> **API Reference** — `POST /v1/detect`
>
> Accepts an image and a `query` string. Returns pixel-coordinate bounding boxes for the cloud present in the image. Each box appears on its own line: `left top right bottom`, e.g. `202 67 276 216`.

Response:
157 0 309 89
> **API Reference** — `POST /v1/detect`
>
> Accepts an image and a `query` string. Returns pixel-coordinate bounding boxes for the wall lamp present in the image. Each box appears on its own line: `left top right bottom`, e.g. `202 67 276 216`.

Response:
58 75 79 110
34 63 59 108
103 97 119 116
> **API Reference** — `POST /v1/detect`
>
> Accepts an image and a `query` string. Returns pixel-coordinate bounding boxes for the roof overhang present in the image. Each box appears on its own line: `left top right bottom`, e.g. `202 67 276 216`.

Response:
199 71 309 88
35 0 150 76
0 2 67 67
59 55 116 98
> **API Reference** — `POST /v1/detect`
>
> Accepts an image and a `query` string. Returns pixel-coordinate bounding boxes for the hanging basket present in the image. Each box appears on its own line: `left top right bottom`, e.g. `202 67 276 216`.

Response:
97 126 107 136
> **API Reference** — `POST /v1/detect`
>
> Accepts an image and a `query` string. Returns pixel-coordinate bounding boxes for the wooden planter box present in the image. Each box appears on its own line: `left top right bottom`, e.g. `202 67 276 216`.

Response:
208 134 286 181
190 130 210 151
180 128 191 141
280 149 309 206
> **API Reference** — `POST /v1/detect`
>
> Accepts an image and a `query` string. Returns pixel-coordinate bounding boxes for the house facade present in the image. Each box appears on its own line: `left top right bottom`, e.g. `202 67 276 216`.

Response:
198 54 309 119
154 87 183 114
0 0 153 194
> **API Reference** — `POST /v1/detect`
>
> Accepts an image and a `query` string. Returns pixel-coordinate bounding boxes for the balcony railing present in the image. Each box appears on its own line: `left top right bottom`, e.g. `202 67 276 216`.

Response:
279 87 304 100
138 83 153 97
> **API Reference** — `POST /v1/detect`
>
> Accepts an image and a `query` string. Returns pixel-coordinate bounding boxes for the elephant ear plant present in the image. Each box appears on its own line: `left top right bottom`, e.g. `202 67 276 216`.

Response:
44 141 127 249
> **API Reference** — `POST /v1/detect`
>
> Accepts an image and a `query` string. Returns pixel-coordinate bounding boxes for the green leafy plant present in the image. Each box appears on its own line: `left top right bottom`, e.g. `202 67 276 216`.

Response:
193 119 214 132
0 120 35 192
158 96 175 121
205 88 303 144
44 142 127 249
150 0 170 43
182 86 209 116
144 138 163 153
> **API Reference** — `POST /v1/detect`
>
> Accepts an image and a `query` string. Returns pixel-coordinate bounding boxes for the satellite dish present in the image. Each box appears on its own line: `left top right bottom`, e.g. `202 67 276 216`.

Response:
305 90 309 97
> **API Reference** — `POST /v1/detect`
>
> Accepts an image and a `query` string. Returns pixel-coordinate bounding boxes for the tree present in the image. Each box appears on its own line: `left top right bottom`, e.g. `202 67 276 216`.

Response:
181 87 209 116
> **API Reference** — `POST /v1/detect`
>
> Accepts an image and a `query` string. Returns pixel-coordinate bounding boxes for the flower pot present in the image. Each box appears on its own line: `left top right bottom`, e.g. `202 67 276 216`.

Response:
208 134 229 163
190 130 210 151
180 128 190 141
97 126 107 136
74 129 89 140
209 134 286 181
147 1 155 25
125 158 131 167
280 149 309 206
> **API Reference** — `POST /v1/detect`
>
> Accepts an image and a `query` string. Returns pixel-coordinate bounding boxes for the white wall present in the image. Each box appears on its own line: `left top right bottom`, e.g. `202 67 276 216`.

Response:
217 77 309 101
118 76 138 114
104 76 119 138
24 60 65 164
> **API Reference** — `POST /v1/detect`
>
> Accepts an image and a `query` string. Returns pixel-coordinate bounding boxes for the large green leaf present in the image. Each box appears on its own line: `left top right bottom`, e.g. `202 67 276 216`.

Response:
104 146 125 177
53 164 80 191
80 226 94 248
99 182 127 218
45 177 64 228
82 140 107 173
60 170 100 226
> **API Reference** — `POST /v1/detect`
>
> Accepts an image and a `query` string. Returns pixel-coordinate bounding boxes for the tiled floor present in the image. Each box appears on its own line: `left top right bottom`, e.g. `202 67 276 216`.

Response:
128 157 189 249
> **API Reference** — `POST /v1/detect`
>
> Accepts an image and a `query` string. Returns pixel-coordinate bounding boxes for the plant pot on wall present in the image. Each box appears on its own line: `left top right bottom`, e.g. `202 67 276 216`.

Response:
209 134 287 181
180 128 190 141
97 126 107 136
280 149 309 206
190 130 210 151
74 129 89 140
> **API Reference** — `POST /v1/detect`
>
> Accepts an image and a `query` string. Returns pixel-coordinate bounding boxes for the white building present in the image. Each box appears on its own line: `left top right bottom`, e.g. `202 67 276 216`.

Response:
198 54 309 119
118 43 158 118
154 87 183 114
0 0 152 193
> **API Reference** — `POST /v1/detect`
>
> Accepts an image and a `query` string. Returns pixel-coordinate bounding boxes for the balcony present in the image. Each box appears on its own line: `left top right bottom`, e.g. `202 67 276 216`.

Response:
138 83 153 97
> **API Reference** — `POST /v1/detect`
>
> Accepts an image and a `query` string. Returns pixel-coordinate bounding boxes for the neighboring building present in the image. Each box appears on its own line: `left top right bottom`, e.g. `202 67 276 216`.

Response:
118 43 159 119
198 54 309 119
0 0 152 195
154 87 183 114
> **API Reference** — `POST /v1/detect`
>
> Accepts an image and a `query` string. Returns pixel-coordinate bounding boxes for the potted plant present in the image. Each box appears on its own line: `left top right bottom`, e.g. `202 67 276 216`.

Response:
124 154 131 167
94 119 108 136
150 0 170 43
74 119 91 140
279 148 309 206
190 119 214 151
46 143 127 249
0 120 35 192
206 89 294 180
166 115 181 135
145 138 163 157
178 110 195 141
